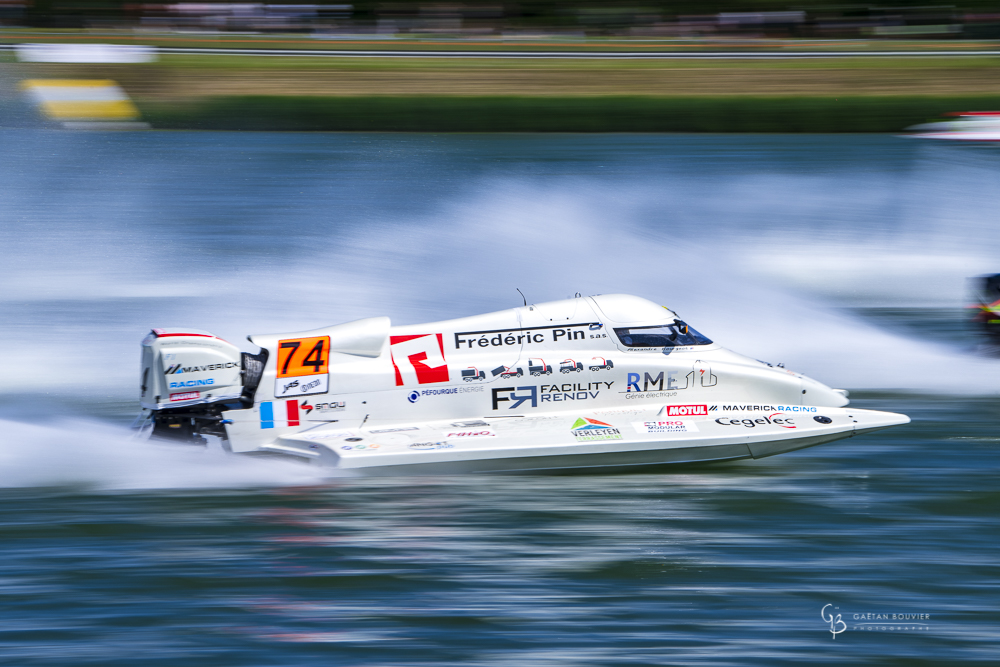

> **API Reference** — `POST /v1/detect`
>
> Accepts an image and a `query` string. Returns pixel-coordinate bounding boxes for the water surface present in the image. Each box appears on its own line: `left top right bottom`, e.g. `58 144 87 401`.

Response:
1 131 998 664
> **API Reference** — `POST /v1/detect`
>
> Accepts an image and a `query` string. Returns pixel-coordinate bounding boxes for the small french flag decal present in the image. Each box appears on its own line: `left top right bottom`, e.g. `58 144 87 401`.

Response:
260 400 300 429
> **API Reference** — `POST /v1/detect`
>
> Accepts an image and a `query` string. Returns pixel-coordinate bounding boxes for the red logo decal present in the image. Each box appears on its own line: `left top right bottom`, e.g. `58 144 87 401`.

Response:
390 334 449 386
665 405 708 417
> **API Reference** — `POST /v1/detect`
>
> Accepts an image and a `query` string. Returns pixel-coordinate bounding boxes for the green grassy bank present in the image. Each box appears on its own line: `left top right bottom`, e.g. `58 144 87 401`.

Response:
138 95 1000 132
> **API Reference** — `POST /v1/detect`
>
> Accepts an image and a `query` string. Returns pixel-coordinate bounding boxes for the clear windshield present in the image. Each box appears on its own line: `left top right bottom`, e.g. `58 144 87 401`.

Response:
613 320 713 348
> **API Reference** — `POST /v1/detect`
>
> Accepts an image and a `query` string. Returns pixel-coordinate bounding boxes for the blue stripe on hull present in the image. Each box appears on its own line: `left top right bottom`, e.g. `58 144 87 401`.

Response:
260 401 274 429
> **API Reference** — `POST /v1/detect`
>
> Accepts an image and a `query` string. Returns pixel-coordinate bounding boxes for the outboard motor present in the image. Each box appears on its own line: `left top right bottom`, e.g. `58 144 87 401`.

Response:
139 328 264 443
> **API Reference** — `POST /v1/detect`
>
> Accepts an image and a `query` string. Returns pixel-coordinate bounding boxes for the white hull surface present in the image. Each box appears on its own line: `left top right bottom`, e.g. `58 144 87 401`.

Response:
137 294 909 474
257 406 907 475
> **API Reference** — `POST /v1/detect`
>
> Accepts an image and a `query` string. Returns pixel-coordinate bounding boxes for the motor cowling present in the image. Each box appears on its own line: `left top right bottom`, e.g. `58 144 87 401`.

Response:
140 328 242 411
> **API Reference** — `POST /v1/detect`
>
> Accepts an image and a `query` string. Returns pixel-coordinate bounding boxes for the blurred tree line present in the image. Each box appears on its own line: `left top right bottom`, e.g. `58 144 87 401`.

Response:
14 0 1000 35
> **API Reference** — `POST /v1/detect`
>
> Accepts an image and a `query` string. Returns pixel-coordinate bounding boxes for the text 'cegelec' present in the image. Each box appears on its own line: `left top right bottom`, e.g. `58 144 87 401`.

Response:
715 414 795 428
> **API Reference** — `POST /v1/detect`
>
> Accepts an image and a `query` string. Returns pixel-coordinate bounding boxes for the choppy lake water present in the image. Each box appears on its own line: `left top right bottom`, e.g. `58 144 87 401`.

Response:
1 131 998 664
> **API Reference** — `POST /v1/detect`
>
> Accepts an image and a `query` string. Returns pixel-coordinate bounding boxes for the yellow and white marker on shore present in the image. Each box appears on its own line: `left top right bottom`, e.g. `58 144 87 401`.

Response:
20 80 149 130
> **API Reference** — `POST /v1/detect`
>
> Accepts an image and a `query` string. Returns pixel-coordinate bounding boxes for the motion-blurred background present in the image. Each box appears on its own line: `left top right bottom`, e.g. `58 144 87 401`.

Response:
7 1 1000 37
3 0 1000 132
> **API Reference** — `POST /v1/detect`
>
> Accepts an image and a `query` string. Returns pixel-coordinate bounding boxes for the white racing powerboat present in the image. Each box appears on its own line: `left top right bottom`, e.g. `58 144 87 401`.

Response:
904 111 1000 141
135 294 909 474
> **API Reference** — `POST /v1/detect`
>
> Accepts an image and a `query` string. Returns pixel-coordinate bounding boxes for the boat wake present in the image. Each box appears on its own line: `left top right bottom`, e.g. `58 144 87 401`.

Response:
0 418 331 490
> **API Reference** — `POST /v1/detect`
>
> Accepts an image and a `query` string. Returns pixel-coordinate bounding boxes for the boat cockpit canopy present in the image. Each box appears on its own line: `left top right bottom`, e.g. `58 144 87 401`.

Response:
614 320 712 348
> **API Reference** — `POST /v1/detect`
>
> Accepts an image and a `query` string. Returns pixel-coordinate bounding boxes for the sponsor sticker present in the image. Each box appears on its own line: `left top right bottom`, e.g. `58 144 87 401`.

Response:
663 404 708 417
714 413 797 429
274 373 329 398
541 382 613 404
169 391 199 402
164 361 239 375
444 429 496 439
716 404 816 413
301 400 345 414
390 333 449 386
421 388 459 396
408 442 454 450
570 417 623 442
491 383 613 411
623 371 686 396
169 378 215 389
453 324 596 350
621 367 717 397
632 420 699 435
407 386 467 404
492 386 537 410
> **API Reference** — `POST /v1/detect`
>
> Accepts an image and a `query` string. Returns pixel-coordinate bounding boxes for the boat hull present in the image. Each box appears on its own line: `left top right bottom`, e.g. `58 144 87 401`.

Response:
255 406 908 476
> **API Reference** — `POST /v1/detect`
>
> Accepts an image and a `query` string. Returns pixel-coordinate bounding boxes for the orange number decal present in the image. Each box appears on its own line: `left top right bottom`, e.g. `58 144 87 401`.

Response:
276 336 329 378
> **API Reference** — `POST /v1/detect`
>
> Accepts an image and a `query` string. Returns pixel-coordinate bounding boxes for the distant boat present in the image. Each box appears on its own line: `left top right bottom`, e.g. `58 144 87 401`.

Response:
969 274 1000 344
904 112 1000 141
